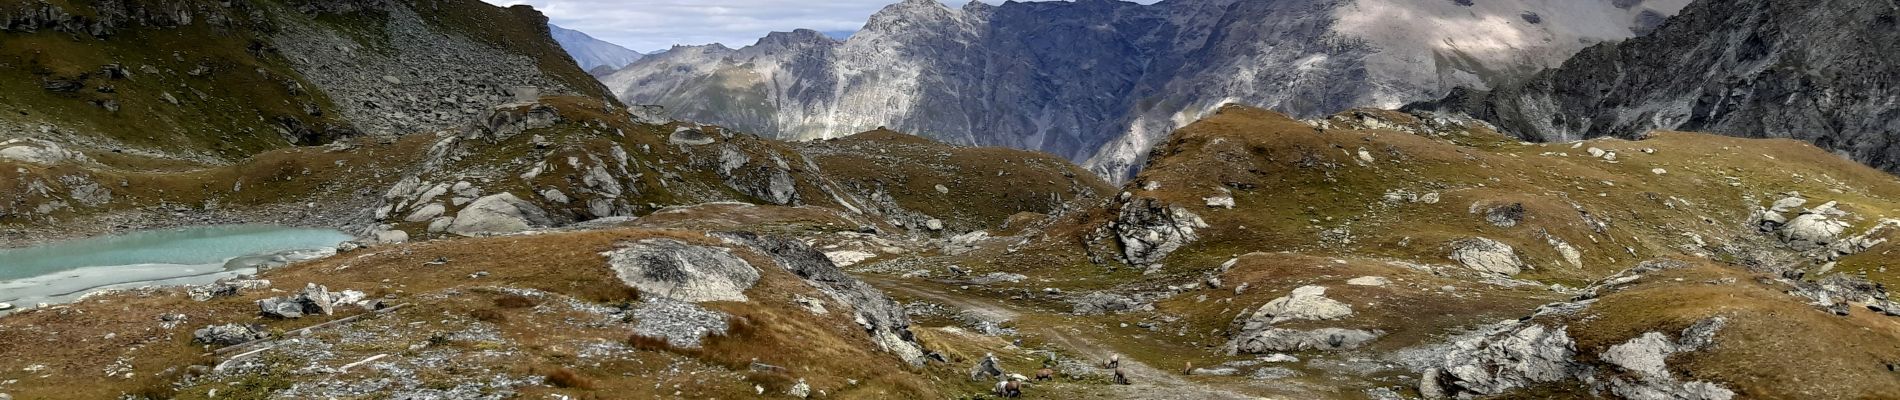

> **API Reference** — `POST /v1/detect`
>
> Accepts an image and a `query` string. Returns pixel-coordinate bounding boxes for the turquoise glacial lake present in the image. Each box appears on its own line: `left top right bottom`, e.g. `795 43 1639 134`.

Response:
0 225 351 311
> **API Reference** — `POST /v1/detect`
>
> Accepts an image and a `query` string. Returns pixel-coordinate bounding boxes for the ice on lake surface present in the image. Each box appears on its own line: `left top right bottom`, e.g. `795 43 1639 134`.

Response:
0 225 351 311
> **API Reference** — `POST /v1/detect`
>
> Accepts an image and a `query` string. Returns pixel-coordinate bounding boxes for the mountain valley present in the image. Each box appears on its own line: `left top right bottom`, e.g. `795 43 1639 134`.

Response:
1 0 1898 399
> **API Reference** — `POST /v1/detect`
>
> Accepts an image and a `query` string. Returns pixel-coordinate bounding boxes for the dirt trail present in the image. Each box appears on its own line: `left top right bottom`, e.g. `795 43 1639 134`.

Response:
863 276 1268 399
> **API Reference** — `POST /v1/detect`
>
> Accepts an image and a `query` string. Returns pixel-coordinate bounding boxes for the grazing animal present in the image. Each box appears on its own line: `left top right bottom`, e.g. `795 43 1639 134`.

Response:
994 379 1023 398
1035 368 1055 381
1113 368 1131 385
1105 354 1121 369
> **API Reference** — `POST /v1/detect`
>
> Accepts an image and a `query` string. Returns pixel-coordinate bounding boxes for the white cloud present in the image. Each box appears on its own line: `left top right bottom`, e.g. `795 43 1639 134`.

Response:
484 0 1159 53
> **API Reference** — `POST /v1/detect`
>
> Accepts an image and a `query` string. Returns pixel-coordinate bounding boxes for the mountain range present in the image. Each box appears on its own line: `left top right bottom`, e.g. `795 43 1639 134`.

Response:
6 0 1900 398
598 0 1690 180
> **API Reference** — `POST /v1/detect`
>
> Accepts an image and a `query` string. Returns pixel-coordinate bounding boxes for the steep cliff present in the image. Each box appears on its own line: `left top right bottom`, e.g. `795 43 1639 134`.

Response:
1414 0 1900 173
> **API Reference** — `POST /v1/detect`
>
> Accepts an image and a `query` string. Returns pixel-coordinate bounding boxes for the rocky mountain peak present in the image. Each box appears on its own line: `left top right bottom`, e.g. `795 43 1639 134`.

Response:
754 28 839 49
864 0 970 31
605 0 1690 183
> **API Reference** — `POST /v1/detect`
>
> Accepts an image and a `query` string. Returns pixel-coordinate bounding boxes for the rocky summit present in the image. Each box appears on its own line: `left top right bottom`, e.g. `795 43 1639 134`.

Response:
4 0 1900 399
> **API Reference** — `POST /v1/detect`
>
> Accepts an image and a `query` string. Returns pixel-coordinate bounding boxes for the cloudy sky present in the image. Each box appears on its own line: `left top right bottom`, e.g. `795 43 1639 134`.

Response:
483 0 1159 53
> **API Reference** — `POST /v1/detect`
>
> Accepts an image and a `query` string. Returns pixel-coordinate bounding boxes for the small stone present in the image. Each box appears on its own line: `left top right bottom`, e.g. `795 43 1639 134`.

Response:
1651 168 1668 175
1205 195 1236 209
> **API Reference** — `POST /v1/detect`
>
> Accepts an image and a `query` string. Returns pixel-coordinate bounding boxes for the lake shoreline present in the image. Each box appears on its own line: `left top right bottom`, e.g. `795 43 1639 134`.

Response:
0 226 350 315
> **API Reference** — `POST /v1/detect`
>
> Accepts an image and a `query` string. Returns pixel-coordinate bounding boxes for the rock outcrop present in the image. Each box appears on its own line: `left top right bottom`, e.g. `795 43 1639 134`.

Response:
1113 198 1208 266
604 239 760 303
0 138 90 165
1227 286 1380 353
714 232 928 366
1420 306 1736 399
1244 286 1353 325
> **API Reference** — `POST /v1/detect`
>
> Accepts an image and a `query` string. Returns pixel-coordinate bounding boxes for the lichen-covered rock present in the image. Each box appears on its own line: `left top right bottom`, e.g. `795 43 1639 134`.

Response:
446 193 553 237
1421 313 1736 400
1601 332 1675 377
1779 202 1851 250
0 138 90 165
604 239 759 303
193 323 267 346
1113 197 1208 265
1423 322 1579 398
1450 237 1527 275
1241 286 1354 326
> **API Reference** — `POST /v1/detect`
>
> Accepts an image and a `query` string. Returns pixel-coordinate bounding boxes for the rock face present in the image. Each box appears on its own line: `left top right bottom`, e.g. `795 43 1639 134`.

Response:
446 193 554 237
1416 0 1900 174
1450 238 1527 276
602 0 1685 181
604 239 760 303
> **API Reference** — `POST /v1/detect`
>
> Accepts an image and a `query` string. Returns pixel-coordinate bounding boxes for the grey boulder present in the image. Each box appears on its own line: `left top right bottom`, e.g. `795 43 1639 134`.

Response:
447 193 553 237
193 323 267 346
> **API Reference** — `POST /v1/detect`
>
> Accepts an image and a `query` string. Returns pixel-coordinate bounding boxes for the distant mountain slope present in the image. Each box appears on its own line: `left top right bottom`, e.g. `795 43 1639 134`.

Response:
0 0 608 164
601 0 1688 181
549 24 645 73
1413 0 1900 174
